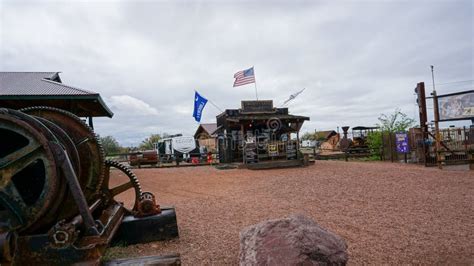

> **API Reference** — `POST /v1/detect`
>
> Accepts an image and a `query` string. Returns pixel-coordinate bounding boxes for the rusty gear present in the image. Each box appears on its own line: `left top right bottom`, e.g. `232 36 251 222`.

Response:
102 160 142 213
19 106 106 196
16 106 105 230
0 109 63 233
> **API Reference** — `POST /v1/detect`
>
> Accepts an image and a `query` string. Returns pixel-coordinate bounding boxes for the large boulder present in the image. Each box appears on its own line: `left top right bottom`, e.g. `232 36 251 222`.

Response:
239 214 348 265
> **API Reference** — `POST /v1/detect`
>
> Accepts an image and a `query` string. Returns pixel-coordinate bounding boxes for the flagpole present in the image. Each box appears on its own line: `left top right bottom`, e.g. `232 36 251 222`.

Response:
253 66 259 101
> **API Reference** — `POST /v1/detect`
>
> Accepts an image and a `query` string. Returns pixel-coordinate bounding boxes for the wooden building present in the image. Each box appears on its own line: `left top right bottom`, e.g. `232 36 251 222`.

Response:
315 130 340 150
215 100 309 168
194 123 218 152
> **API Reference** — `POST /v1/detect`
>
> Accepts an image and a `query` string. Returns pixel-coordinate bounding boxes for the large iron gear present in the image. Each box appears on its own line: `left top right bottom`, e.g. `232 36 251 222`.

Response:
18 106 106 224
102 160 142 213
0 106 178 265
19 106 106 197
0 108 64 233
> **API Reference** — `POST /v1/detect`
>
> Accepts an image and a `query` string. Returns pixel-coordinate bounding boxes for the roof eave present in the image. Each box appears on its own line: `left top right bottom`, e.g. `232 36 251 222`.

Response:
96 95 114 118
0 94 114 118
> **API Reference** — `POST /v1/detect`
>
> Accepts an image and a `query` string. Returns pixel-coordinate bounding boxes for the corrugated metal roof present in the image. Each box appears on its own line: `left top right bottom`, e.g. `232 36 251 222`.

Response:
0 72 113 118
194 123 218 138
0 72 97 96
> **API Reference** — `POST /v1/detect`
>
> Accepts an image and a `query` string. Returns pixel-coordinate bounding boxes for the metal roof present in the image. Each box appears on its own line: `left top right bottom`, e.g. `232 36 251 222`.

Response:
0 72 96 95
0 72 113 117
194 123 219 138
202 123 218 135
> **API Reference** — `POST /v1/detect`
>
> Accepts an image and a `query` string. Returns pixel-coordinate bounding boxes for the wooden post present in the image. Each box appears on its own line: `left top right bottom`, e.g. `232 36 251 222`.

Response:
422 130 427 166
241 124 245 164
430 66 442 169
380 131 384 161
432 90 442 169
296 122 300 160
389 132 394 162
416 82 429 165
416 82 428 133
88 117 94 129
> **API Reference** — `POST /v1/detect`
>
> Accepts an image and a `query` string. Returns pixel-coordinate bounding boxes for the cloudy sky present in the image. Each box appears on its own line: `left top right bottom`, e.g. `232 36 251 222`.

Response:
1 0 472 146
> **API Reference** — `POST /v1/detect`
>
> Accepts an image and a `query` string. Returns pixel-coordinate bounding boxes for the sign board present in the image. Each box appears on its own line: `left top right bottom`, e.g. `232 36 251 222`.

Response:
241 100 274 113
268 144 279 156
438 90 474 121
395 132 409 153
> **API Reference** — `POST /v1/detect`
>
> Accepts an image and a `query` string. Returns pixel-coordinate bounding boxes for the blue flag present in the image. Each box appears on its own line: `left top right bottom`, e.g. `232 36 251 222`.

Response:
193 91 208 122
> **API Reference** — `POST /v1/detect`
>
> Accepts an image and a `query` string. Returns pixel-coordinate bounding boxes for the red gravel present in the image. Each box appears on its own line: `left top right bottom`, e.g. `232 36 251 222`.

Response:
106 161 474 265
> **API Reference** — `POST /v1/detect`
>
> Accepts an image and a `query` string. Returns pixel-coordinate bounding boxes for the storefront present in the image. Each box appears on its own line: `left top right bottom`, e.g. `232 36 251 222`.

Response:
215 100 309 166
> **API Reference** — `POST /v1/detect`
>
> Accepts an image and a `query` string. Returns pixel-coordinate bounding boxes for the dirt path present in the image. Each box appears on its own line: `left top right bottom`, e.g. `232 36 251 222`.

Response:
106 161 474 265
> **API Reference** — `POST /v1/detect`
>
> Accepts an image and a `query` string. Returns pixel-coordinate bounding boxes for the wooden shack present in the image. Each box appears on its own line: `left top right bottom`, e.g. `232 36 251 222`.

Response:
215 100 309 168
315 130 340 150
194 123 218 152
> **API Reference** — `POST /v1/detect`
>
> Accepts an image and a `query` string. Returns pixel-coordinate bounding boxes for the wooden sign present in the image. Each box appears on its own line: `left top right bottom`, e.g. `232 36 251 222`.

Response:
241 100 274 113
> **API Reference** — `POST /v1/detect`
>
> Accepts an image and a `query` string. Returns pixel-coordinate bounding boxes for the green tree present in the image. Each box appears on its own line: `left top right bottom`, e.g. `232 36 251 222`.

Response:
377 108 416 132
99 135 122 155
139 133 162 150
367 109 416 159
367 131 383 159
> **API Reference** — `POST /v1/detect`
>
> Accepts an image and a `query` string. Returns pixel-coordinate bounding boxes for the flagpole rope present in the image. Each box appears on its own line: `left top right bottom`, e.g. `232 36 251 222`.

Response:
208 98 224 113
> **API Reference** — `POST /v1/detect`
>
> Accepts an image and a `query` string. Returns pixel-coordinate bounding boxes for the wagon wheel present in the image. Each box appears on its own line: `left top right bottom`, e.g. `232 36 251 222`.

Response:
102 160 142 213
0 110 62 233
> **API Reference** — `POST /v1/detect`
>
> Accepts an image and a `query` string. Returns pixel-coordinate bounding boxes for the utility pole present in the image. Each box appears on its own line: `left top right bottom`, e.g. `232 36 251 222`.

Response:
431 65 442 169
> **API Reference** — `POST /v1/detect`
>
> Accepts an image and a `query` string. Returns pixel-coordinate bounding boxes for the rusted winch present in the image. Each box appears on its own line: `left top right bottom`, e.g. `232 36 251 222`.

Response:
0 107 179 265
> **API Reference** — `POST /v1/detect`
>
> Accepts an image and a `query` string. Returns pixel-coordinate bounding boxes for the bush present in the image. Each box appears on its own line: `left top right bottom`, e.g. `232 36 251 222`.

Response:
367 131 382 159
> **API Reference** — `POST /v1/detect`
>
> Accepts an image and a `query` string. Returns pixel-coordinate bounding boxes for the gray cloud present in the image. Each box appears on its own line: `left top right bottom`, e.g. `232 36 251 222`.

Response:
1 0 472 146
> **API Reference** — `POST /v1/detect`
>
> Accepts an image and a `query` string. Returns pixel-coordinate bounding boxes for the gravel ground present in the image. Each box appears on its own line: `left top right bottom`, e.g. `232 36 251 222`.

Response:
106 161 474 265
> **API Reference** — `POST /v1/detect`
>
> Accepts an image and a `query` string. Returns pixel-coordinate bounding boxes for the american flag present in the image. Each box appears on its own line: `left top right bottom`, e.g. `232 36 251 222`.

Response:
233 67 255 87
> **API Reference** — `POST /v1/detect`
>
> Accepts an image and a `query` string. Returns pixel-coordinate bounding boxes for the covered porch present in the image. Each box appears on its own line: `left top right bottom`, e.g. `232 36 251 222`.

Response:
215 100 309 167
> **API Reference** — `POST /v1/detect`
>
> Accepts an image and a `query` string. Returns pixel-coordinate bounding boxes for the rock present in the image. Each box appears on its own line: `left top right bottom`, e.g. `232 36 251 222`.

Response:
239 214 348 265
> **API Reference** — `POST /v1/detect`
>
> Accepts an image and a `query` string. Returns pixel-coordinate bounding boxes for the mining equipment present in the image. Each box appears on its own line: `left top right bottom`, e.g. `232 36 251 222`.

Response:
339 126 378 153
0 107 179 265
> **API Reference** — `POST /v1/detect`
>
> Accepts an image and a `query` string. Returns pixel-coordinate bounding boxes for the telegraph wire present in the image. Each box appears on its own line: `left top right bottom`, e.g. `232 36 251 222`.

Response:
426 79 473 86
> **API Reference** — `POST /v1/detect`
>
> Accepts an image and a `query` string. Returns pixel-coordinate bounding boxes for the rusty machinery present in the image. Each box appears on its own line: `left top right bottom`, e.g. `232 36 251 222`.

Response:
339 126 378 153
339 126 352 152
0 107 179 265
